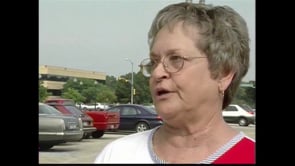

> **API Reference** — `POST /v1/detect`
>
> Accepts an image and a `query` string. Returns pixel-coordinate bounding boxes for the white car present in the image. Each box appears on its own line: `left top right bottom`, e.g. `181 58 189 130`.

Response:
76 103 108 110
222 104 255 126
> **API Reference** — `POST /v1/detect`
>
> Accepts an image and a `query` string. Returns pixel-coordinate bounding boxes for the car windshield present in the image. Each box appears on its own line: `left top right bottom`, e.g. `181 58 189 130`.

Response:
39 104 62 115
64 105 83 116
144 106 157 114
240 104 254 112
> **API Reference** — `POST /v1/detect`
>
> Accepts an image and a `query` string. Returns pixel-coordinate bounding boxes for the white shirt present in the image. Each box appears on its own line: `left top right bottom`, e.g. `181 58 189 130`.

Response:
94 126 247 164
94 128 155 163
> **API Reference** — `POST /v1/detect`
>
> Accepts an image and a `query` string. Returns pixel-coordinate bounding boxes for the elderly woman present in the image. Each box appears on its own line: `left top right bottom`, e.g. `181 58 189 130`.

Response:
95 2 255 164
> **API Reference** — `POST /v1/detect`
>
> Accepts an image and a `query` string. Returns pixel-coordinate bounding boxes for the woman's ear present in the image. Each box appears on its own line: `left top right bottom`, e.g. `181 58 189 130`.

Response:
218 72 235 92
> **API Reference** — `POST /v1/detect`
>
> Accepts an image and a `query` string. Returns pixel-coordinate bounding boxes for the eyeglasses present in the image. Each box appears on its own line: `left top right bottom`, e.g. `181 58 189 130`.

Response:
139 55 207 77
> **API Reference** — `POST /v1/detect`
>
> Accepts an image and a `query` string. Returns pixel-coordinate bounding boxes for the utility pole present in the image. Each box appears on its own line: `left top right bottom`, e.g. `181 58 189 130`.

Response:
199 0 205 4
125 58 134 104
185 0 205 4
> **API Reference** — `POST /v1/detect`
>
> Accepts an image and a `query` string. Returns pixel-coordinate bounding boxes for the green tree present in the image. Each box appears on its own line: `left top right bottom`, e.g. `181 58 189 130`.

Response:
114 72 152 104
81 87 99 104
39 81 51 102
105 75 118 90
232 87 247 104
232 86 256 108
60 74 152 104
94 82 117 103
244 87 256 108
61 88 85 103
96 88 117 103
115 75 130 103
133 72 152 104
62 78 84 92
63 78 99 103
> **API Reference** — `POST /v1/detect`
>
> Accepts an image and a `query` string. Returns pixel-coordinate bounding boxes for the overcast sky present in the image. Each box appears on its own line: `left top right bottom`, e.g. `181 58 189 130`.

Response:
39 0 255 82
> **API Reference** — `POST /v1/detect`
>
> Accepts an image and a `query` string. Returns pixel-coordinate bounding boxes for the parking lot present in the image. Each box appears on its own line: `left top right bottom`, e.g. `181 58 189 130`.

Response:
39 124 255 164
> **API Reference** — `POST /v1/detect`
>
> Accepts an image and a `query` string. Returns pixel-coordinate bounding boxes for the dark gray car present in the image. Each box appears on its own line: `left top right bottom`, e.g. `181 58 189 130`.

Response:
39 103 84 150
106 104 163 132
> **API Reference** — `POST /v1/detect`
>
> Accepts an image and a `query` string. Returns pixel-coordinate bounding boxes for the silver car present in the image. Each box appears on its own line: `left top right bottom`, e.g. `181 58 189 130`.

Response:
222 104 255 126
39 103 83 150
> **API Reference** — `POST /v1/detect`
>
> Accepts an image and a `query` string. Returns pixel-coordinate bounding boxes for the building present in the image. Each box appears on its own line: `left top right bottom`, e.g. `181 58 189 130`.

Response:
39 65 106 97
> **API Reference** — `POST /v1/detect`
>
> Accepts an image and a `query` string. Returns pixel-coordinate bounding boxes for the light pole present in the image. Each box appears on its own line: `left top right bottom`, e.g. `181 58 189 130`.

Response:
125 58 134 104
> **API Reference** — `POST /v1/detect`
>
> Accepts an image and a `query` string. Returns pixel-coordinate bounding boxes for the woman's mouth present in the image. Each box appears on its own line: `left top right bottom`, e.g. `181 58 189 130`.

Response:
155 89 172 100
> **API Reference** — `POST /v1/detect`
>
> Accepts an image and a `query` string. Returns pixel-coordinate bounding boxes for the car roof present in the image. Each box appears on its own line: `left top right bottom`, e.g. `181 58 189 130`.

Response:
45 99 75 105
39 102 48 106
108 104 146 108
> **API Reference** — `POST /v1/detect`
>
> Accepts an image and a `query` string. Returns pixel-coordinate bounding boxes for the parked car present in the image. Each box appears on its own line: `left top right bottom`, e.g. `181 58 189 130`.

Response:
106 104 163 132
39 103 83 150
45 99 96 139
84 109 120 138
222 104 255 126
76 103 109 110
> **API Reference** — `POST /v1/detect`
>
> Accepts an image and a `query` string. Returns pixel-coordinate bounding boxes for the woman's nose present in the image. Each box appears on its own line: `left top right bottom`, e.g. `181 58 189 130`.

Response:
151 62 169 80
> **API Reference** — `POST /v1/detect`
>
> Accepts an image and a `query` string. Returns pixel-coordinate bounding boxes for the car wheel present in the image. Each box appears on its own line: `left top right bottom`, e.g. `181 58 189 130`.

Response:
39 144 54 150
92 130 104 138
135 122 149 132
238 118 249 126
83 133 91 139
